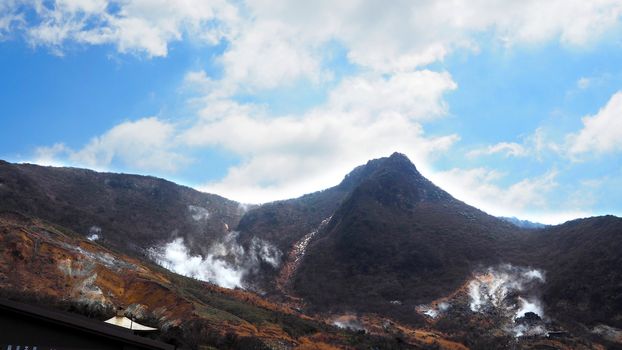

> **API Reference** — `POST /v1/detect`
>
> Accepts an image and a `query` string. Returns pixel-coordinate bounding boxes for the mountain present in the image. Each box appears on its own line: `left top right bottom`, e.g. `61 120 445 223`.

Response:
235 155 398 293
290 153 526 320
1 154 621 349
236 154 413 254
276 153 620 347
0 160 244 257
237 152 622 347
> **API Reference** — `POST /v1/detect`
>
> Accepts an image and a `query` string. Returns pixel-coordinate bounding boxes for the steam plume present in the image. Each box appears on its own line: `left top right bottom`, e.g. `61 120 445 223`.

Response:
149 232 281 289
467 264 547 337
468 264 545 320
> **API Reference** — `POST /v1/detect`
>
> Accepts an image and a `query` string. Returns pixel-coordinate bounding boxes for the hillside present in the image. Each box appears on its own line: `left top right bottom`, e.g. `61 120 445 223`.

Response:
235 155 399 293
0 211 438 349
0 160 244 257
1 155 621 349
532 216 622 328
291 153 526 320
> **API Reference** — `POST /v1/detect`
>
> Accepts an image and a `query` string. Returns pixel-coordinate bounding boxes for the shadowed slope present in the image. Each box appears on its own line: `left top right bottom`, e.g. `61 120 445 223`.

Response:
292 153 524 322
0 161 243 256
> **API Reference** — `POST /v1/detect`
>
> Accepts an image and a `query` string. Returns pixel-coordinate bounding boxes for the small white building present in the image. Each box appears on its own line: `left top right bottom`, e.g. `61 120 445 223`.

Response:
105 309 158 332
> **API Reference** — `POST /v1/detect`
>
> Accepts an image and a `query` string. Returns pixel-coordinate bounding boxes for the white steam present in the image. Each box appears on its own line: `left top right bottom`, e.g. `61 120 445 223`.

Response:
516 296 544 319
467 264 547 337
188 205 210 221
251 237 281 268
523 269 544 280
417 301 450 319
514 324 547 338
150 237 244 288
332 315 365 332
149 232 282 289
468 264 545 319
87 226 101 241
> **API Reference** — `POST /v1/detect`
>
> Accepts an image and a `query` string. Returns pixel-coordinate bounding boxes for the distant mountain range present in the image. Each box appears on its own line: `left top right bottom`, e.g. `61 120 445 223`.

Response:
499 216 548 229
1 154 621 349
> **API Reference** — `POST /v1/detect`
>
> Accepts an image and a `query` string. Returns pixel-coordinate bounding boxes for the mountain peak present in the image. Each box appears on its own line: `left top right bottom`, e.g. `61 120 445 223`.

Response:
338 152 422 189
388 151 410 162
335 152 454 211
384 152 420 173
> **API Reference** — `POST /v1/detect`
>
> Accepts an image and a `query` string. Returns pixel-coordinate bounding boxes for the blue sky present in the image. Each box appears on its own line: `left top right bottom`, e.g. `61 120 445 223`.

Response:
1 1 622 224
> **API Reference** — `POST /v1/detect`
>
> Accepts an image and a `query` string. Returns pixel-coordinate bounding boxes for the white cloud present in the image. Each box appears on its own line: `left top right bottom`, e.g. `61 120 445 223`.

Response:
326 71 457 121
431 167 566 223
568 74 611 96
34 117 188 172
73 117 187 171
20 0 239 56
5 0 621 77
577 77 592 90
218 20 327 92
466 127 560 160
567 91 622 157
196 114 459 203
33 143 72 167
468 142 528 158
244 0 622 72
0 1 22 39
522 210 593 225
185 0 622 91
179 70 458 203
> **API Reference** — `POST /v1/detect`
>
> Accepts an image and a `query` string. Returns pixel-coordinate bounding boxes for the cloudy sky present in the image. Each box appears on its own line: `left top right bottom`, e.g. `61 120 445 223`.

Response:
2 0 622 224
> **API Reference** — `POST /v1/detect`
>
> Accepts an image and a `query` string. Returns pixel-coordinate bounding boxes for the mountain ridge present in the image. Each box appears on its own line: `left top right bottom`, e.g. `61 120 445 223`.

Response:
0 160 244 257
1 155 621 349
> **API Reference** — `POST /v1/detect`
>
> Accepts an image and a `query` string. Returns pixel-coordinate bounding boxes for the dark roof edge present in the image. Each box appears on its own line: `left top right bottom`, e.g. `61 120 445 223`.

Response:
0 298 174 350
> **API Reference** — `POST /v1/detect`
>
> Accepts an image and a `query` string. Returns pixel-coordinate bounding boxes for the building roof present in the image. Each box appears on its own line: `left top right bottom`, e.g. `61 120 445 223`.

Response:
0 298 173 350
105 316 158 331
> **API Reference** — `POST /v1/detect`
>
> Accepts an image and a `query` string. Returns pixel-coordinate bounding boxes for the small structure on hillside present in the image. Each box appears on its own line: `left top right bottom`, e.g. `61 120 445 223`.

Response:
105 307 158 332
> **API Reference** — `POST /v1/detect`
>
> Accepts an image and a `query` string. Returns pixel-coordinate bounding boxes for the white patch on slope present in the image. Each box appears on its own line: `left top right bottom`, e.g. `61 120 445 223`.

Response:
59 240 137 271
467 264 547 337
514 324 547 338
293 216 331 264
152 237 244 289
332 316 365 331
251 237 281 268
188 205 210 221
57 258 107 305
87 226 101 241
417 301 450 319
73 247 136 271
149 233 282 289
523 269 544 281
238 203 252 213
276 216 332 294
468 264 545 319
516 296 544 319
